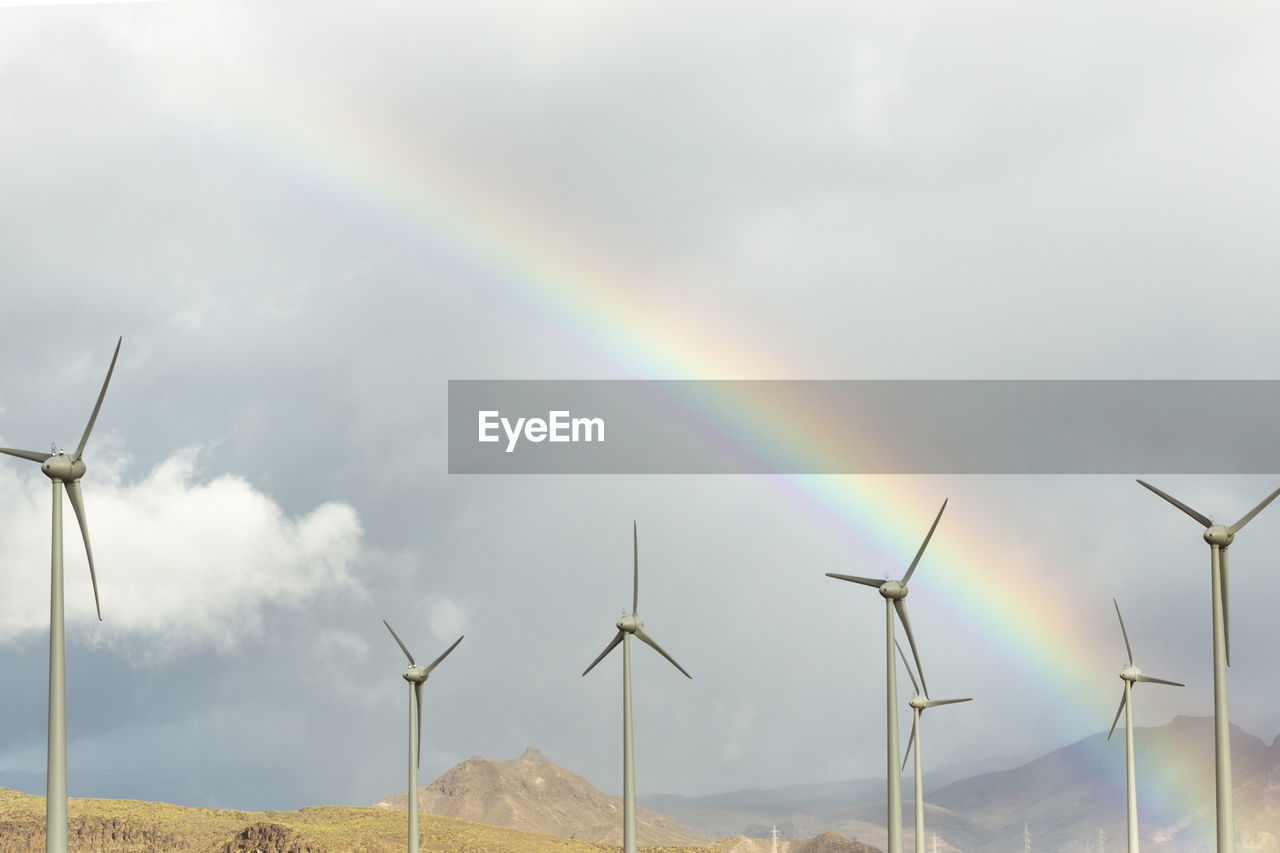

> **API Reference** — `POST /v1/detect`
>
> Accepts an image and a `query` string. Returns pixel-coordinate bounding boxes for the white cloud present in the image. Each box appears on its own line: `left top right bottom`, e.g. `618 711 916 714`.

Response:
0 447 363 658
426 598 468 642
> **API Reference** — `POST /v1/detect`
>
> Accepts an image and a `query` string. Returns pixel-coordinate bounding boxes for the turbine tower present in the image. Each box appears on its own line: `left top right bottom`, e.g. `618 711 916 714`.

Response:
1107 600 1183 853
383 620 463 853
1136 479 1280 853
827 498 946 853
1 336 120 853
897 640 970 853
582 521 691 853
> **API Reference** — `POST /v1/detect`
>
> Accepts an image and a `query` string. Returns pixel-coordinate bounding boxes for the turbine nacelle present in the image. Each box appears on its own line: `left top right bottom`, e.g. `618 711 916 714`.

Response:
1120 665 1142 683
41 454 85 483
1204 525 1234 547
617 614 644 633
402 665 428 684
879 580 906 600
908 695 928 710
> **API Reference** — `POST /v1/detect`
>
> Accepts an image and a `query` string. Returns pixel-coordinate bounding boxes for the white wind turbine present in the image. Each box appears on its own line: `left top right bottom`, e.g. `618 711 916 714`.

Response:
0 336 120 853
1107 599 1183 853
1136 479 1279 853
827 498 947 853
383 620 463 853
582 521 691 853
896 639 970 853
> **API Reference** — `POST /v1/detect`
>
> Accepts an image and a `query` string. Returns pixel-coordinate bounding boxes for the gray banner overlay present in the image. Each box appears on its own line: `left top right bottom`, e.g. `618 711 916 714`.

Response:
448 380 1280 474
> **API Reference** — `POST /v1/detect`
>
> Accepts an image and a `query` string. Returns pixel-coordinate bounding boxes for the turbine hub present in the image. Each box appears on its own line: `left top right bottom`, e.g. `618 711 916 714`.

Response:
1120 665 1140 682
41 454 84 483
1204 525 1234 547
879 580 906 600
617 614 644 633
908 696 928 710
403 665 427 683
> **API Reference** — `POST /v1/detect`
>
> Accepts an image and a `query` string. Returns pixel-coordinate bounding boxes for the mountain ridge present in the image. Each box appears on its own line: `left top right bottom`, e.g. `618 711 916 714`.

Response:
640 715 1280 852
3 714 1273 852
376 745 709 847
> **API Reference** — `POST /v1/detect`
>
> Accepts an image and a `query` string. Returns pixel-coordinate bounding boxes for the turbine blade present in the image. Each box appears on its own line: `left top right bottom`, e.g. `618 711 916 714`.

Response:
582 630 623 677
1108 690 1127 741
383 620 415 665
902 715 917 773
1133 674 1184 687
825 573 883 588
73 336 122 462
1229 486 1280 534
1221 547 1231 667
894 599 928 698
901 499 947 585
634 627 692 679
1136 480 1211 528
632 521 639 616
414 681 423 769
65 480 101 620
894 639 921 696
1113 599 1133 666
923 697 973 708
0 448 53 464
423 635 464 675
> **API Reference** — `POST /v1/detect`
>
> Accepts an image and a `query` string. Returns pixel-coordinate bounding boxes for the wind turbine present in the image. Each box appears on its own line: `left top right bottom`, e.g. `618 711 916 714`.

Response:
383 620 463 853
582 521 691 853
896 640 970 853
1107 599 1183 853
0 336 119 853
1136 479 1279 853
827 498 946 853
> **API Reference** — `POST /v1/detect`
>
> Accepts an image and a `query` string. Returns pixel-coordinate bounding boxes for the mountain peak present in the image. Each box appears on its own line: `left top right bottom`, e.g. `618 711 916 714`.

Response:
376 748 706 847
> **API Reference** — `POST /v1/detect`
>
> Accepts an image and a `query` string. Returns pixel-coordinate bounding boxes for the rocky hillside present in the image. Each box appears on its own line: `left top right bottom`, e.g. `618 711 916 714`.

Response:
928 715 1276 852
0 787 703 853
377 746 708 847
648 716 1280 853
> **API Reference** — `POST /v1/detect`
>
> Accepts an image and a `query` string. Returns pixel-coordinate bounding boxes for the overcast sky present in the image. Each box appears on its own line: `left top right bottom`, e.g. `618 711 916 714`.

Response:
3 0 1280 814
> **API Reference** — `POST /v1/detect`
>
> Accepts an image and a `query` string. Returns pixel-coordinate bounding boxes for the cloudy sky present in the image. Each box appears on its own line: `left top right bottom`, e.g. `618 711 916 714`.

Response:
3 0 1280 815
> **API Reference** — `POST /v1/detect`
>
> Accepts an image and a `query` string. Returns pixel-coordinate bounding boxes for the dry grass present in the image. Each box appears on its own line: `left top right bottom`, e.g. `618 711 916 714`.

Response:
0 788 716 853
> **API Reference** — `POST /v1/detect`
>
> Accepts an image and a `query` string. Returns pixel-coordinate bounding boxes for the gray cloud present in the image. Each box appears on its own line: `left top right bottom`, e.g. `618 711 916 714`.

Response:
2 0 1280 819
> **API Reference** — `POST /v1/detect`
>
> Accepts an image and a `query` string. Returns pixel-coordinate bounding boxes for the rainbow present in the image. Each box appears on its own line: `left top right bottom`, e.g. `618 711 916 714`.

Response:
202 85 1223 839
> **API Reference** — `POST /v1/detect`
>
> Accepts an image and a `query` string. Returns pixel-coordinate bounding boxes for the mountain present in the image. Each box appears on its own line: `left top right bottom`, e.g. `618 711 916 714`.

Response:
642 777 885 841
929 714 1276 853
641 751 1030 843
649 716 1280 853
8 718 1278 853
375 746 709 846
790 833 885 853
712 831 881 853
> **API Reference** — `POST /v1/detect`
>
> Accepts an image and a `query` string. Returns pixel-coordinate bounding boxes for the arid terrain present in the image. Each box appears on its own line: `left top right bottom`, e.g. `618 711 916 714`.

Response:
6 715 1280 853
